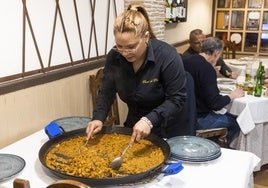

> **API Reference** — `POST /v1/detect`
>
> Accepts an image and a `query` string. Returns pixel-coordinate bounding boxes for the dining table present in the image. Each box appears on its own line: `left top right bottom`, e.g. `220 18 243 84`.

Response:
224 57 268 79
220 57 268 171
0 128 260 188
227 94 268 171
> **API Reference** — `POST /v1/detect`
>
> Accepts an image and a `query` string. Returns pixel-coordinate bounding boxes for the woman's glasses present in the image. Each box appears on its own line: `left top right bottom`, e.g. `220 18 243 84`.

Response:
113 38 143 54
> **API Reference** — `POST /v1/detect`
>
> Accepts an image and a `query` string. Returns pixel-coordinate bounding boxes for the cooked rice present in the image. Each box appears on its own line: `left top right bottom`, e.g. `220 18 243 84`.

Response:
45 133 164 178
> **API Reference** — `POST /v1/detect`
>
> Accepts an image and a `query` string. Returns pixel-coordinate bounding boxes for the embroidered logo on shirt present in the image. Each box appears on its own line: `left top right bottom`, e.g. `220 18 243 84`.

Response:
142 78 158 84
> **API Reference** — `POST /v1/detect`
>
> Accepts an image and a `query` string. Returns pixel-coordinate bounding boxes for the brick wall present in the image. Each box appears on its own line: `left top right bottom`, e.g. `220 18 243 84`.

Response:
124 0 165 41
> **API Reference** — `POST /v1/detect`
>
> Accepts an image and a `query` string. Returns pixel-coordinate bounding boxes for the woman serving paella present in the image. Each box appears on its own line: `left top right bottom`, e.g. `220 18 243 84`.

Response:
86 3 189 147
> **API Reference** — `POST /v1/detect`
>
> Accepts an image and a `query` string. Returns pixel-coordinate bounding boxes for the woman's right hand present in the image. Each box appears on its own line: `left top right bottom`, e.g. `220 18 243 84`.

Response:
130 119 152 144
86 120 103 140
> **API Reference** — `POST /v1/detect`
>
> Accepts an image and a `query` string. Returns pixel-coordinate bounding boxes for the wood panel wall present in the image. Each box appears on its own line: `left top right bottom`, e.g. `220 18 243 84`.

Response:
0 69 127 149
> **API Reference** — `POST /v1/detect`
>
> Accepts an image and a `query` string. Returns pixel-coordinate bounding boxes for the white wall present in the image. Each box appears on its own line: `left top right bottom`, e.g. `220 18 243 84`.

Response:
165 0 213 44
0 0 214 148
0 0 212 78
0 0 124 78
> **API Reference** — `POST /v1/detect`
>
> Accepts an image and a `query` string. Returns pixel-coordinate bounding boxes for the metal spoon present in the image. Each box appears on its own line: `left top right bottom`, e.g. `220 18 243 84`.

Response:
109 143 131 170
77 139 89 154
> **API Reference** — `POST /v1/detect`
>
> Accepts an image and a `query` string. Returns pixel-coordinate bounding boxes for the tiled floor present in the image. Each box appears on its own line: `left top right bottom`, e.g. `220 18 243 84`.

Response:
254 165 268 188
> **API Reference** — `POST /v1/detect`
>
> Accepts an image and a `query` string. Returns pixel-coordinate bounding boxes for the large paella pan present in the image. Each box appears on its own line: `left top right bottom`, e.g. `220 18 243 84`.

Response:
39 126 170 185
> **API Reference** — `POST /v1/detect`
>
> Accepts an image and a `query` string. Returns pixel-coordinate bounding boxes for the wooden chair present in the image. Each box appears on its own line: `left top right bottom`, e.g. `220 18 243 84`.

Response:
222 40 236 59
46 180 91 188
89 68 120 126
196 128 227 147
13 179 91 188
13 179 30 188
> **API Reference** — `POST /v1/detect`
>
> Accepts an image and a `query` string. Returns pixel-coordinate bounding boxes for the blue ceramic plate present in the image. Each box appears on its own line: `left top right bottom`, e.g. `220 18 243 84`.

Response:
0 154 26 182
167 136 221 162
52 116 91 132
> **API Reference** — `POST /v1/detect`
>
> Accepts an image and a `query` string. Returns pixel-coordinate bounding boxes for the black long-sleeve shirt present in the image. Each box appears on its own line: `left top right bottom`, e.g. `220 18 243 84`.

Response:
92 38 189 138
182 47 232 78
183 55 231 117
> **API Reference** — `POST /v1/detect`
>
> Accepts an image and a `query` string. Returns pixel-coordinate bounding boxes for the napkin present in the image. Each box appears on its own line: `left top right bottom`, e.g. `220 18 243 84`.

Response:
236 104 255 134
213 108 227 115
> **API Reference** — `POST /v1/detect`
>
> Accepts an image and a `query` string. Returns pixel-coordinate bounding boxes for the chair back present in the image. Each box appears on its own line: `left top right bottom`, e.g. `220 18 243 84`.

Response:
46 180 91 188
185 72 228 147
185 72 197 136
89 68 120 126
13 179 91 188
222 40 236 59
13 179 30 188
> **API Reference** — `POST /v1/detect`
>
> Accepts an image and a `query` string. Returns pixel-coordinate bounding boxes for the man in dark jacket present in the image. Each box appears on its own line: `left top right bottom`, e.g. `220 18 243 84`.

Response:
182 29 238 79
183 37 244 144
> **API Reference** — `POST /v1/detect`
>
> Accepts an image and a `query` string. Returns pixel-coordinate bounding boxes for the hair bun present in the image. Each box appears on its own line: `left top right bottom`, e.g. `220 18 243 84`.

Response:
129 7 138 11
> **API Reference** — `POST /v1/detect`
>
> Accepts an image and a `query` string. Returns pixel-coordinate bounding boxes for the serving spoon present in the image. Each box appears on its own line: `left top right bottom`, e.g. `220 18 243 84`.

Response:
109 143 132 170
77 139 89 154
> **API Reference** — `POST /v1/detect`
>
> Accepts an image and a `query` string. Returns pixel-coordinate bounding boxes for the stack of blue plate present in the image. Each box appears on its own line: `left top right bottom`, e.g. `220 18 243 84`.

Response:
0 154 26 182
52 116 91 132
166 136 221 162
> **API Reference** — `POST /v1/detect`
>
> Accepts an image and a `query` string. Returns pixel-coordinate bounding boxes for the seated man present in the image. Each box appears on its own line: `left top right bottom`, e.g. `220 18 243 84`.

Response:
182 29 238 79
183 37 244 145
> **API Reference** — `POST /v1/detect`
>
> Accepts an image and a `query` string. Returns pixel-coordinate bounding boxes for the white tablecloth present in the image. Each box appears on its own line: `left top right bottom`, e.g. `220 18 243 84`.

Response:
228 95 268 134
226 95 268 171
0 130 260 188
224 58 268 78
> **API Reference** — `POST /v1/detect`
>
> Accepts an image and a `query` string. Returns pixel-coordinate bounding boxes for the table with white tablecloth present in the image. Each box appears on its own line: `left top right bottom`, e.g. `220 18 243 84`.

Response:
221 57 268 171
0 129 260 188
224 57 268 78
227 95 268 171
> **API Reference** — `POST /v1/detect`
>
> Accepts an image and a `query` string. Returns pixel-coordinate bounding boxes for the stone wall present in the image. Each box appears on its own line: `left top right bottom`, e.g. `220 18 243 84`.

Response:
124 0 165 41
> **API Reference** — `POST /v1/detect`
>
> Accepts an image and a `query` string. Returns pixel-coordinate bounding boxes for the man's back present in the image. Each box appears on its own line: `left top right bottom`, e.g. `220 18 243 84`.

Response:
183 54 231 117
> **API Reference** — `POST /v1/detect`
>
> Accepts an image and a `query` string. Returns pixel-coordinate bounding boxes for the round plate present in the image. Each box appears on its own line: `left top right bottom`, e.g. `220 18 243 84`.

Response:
218 85 235 94
52 116 91 132
166 136 221 162
228 60 247 66
248 11 260 20
217 78 236 84
230 33 242 44
0 154 26 182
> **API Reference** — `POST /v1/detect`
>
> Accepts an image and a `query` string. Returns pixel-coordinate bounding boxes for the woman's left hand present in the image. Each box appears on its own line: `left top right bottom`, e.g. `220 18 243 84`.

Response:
130 119 151 144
